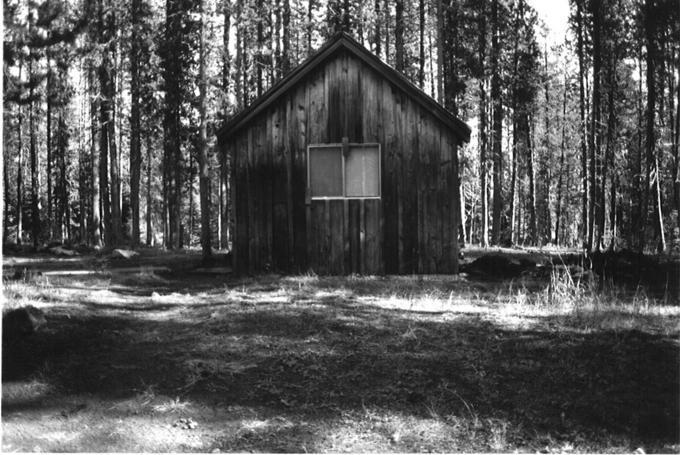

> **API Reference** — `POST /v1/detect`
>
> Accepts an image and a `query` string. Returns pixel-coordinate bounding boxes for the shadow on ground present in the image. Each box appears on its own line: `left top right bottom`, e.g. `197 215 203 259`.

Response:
3 273 678 452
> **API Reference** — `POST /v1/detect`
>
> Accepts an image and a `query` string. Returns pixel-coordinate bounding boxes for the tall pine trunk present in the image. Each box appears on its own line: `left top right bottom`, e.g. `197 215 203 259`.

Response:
576 0 589 249
588 0 602 252
527 113 537 242
199 0 212 260
46 61 53 241
16 63 24 245
89 65 102 247
130 0 142 247
490 0 503 245
478 2 489 247
395 0 404 72
418 0 425 88
29 49 40 248
555 73 568 245
640 0 656 252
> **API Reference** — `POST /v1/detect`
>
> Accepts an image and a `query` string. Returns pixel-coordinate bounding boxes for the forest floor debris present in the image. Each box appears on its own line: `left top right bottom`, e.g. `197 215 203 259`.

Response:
2 248 679 452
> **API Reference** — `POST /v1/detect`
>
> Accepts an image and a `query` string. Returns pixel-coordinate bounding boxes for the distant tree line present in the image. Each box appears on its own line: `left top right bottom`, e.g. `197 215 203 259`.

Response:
2 0 679 256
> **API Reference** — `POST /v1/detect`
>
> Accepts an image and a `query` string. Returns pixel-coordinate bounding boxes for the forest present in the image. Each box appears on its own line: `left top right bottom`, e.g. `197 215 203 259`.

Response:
3 0 679 255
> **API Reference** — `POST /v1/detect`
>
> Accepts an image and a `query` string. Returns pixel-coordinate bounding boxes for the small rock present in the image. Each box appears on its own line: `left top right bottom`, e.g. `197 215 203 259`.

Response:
49 246 77 256
112 249 139 259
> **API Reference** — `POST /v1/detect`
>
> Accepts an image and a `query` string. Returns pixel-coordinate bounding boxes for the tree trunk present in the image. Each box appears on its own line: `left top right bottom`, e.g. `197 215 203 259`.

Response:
29 50 40 248
672 46 679 230
384 0 390 65
528 114 537 242
587 0 602 252
46 62 53 241
146 133 153 246
654 155 666 252
130 0 142 247
395 0 404 72
418 0 425 88
509 1 521 246
89 65 101 247
478 3 488 247
374 0 381 58
490 0 503 245
576 0 589 249
109 4 121 246
555 73 568 246
16 65 23 245
283 0 291 72
436 0 444 104
199 0 212 260
4 149 9 244
641 0 656 252
601 51 616 249
256 0 264 97
306 0 314 56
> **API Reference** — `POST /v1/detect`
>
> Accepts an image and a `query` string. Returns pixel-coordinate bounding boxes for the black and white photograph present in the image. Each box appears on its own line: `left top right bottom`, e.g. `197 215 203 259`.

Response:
2 0 679 451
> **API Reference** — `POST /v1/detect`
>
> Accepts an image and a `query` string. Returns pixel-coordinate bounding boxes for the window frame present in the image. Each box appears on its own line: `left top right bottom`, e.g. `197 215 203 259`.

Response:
307 142 382 200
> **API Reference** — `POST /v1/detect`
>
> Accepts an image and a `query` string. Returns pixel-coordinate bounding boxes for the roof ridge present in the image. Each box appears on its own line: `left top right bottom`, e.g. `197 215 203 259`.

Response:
217 32 471 144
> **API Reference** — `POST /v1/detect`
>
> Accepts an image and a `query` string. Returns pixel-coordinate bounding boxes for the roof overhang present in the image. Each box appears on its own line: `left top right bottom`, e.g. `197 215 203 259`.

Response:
217 32 471 146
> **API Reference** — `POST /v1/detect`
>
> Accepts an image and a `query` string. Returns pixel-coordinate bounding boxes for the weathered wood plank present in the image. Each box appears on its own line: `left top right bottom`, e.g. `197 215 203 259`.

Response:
330 200 345 274
271 103 289 270
349 199 361 273
291 85 308 270
364 199 382 274
381 79 398 274
402 98 419 273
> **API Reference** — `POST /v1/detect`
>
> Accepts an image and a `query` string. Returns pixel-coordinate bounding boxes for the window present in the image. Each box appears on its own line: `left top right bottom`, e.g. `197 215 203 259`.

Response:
308 143 381 199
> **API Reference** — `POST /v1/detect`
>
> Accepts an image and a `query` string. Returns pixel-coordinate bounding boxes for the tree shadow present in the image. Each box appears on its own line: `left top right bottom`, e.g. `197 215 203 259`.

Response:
2 291 679 451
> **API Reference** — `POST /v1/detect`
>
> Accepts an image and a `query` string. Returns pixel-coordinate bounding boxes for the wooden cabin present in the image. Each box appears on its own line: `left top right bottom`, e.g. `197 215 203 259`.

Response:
217 33 471 275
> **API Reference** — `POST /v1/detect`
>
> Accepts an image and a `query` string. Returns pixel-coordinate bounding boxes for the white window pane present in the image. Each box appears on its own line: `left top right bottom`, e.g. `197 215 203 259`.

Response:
345 145 380 197
309 147 343 197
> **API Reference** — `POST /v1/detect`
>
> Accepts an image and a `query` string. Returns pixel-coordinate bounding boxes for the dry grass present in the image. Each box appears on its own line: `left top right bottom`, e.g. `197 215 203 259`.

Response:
2 255 679 453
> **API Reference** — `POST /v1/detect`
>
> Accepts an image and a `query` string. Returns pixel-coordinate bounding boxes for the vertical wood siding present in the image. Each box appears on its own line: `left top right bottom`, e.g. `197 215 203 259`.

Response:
226 49 459 274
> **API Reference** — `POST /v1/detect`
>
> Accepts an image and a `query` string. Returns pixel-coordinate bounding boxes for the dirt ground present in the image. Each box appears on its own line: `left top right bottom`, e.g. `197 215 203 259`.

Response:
2 248 679 452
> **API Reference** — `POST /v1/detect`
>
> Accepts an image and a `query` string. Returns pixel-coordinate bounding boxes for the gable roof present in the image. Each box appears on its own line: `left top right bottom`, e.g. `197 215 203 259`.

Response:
217 32 471 145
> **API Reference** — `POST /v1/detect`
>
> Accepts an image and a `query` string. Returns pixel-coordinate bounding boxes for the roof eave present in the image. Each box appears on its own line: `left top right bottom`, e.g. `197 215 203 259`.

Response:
217 32 471 146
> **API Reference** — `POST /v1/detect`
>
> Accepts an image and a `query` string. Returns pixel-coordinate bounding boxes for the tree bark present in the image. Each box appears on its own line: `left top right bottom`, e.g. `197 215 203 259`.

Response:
418 0 425 88
601 51 616 249
555 72 568 246
490 0 503 245
29 48 40 248
478 2 489 247
528 114 537 243
576 0 589 249
436 0 444 104
587 0 602 252
283 0 291 72
199 0 212 260
89 65 101 247
374 0 381 58
395 0 404 72
640 0 656 252
16 63 24 245
130 0 142 247
146 133 153 246
46 60 53 241
256 0 264 97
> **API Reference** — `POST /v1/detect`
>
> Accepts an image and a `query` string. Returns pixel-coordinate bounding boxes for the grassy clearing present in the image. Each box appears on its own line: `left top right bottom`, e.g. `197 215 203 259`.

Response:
2 253 679 452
